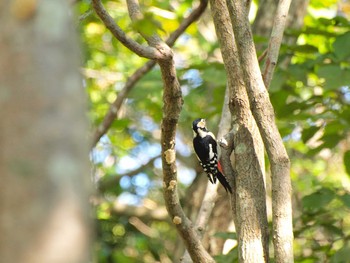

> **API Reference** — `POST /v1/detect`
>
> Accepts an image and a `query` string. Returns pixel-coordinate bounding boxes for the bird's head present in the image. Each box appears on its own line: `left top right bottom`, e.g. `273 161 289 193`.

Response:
192 118 207 135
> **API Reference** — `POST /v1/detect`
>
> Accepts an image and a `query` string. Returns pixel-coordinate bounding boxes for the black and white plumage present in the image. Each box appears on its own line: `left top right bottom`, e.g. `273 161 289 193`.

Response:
192 118 232 193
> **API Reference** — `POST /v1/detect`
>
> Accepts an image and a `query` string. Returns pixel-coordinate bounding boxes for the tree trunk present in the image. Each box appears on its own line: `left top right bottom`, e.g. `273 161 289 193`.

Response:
227 0 294 261
210 0 269 262
0 1 92 263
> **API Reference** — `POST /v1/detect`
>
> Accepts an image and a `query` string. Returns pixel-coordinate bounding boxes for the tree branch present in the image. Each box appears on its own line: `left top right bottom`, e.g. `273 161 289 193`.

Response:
126 0 164 47
91 0 163 59
226 0 293 262
91 0 208 148
159 51 214 262
262 0 292 88
91 60 155 148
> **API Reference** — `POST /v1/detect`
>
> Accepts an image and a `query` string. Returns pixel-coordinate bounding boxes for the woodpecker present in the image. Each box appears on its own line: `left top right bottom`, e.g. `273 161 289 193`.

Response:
192 118 232 193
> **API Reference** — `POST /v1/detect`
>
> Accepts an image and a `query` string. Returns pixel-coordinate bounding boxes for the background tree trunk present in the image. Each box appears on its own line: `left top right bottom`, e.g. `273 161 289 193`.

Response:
0 1 92 263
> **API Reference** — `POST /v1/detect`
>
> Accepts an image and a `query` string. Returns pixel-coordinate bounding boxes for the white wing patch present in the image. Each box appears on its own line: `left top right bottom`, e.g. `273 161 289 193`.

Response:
208 144 215 160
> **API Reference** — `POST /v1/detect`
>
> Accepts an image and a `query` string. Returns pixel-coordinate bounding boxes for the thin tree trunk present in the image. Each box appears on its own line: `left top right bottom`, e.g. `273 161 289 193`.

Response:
0 1 91 263
210 0 269 262
226 0 294 262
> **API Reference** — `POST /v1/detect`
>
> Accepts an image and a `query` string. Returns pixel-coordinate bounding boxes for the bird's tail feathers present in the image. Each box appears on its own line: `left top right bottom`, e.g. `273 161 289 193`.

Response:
216 171 232 193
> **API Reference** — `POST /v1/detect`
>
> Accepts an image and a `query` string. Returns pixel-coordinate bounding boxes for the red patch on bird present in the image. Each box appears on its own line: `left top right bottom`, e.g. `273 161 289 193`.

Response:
218 161 224 175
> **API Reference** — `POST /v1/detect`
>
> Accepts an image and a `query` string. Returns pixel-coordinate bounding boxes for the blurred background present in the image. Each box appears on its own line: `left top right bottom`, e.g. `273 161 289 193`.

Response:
75 0 350 262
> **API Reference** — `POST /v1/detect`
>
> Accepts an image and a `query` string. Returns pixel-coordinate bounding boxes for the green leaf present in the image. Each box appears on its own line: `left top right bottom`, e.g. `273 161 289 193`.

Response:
343 150 350 176
302 125 320 143
318 64 350 90
289 44 319 54
339 193 350 208
333 32 350 60
302 188 335 211
214 232 237 240
132 12 163 37
270 70 286 92
214 246 238 263
330 246 350 263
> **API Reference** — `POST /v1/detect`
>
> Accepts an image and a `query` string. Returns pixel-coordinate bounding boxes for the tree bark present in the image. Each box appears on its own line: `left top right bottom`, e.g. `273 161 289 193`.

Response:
210 0 269 262
0 1 91 263
226 0 294 262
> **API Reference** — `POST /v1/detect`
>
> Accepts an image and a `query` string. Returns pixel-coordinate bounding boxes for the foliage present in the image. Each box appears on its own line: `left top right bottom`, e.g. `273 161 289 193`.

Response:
76 0 350 262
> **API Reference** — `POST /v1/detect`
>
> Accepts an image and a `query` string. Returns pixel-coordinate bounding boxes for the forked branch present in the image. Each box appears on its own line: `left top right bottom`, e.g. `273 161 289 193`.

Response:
92 0 213 261
91 0 208 148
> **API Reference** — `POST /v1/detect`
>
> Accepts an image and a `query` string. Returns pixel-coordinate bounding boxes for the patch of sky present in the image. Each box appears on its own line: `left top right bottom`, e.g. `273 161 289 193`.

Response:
177 34 190 45
177 163 196 185
154 157 162 169
120 175 131 189
181 69 202 96
90 135 112 164
117 192 140 205
175 134 192 157
182 69 202 88
132 173 150 188
116 155 139 173
140 116 158 131
131 130 144 143
283 125 301 142
116 143 160 174
131 142 161 162
132 173 150 196
341 86 350 103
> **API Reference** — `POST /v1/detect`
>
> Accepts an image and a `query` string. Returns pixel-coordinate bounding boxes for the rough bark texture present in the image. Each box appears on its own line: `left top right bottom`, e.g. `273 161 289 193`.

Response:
226 0 294 262
0 1 91 263
159 54 214 263
210 0 269 262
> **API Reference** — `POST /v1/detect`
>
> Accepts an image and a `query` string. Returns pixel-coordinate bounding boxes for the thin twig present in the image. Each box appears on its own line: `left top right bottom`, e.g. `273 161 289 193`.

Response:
262 0 292 88
91 60 156 147
258 48 268 63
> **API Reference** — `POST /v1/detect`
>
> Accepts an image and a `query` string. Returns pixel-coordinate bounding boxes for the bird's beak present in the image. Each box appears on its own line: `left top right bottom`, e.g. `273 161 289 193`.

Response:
198 119 206 128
